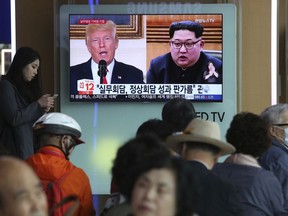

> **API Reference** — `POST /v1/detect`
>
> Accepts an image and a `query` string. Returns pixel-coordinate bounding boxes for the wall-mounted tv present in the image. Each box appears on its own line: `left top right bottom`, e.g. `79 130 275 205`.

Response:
69 7 225 102
60 3 236 195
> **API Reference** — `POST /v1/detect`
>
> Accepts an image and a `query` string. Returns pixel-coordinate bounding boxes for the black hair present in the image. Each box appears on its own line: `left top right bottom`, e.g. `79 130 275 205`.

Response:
169 20 204 39
226 112 271 157
162 98 197 132
136 118 174 141
3 47 42 103
111 134 171 197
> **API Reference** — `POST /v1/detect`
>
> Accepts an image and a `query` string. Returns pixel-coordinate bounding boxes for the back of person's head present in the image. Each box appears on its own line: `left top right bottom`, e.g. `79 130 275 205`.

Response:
260 103 288 125
0 156 48 216
86 20 118 42
33 112 84 157
169 20 203 39
136 118 174 142
162 98 196 132
129 155 200 216
111 133 171 197
226 112 271 158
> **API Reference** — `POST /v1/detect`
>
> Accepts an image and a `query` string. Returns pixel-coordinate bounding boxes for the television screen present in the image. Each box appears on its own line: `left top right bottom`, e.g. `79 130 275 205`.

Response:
60 3 236 195
69 13 223 102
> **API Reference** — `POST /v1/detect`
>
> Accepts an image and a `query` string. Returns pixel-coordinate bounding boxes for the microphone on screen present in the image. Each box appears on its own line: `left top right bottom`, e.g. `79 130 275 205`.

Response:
98 60 107 84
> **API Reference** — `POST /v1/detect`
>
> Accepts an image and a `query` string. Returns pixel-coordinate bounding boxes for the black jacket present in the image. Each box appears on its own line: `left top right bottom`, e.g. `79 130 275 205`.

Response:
0 79 43 159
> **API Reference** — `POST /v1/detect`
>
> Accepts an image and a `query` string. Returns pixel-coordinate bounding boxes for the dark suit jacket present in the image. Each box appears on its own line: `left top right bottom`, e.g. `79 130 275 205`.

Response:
187 161 244 216
147 51 222 84
70 59 144 95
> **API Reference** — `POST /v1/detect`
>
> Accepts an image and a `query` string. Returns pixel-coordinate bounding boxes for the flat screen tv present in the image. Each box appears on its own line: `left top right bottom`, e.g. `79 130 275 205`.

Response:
60 3 236 195
67 4 228 102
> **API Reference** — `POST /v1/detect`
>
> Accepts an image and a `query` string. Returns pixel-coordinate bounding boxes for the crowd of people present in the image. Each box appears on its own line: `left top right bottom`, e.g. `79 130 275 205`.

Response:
0 33 286 215
1 82 288 215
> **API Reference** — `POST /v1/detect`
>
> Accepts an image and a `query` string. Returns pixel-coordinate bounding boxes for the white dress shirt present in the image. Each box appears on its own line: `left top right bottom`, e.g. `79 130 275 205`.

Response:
91 59 115 84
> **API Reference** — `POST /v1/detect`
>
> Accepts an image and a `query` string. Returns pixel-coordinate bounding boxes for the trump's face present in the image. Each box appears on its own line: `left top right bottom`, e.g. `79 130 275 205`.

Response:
170 30 204 69
86 29 119 65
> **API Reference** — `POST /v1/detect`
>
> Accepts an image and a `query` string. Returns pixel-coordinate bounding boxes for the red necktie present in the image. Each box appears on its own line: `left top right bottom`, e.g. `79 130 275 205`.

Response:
103 69 108 84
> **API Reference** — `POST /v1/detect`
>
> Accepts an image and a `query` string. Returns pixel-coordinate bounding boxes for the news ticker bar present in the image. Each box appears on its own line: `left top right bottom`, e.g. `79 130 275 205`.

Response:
70 94 222 102
71 81 222 101
76 80 222 96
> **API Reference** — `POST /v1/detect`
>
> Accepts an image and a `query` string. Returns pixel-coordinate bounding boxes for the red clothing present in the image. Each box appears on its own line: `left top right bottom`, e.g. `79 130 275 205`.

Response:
26 146 96 216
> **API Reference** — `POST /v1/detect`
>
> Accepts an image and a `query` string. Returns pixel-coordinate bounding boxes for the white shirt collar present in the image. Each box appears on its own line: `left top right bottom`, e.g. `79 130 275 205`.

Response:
91 59 115 84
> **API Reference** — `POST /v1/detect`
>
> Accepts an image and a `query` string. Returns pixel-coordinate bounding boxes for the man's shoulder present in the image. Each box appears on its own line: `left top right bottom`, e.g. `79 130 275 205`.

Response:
70 59 92 82
0 79 13 88
151 53 171 63
115 60 142 73
259 141 288 174
71 60 90 68
201 51 222 65
213 162 277 184
262 141 288 159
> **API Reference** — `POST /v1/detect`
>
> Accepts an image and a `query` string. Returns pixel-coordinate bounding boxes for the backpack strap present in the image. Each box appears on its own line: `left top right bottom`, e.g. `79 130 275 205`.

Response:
50 194 80 216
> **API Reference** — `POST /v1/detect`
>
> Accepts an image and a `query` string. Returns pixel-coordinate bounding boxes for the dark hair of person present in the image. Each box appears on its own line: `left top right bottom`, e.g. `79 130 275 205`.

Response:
3 47 42 103
162 98 197 132
128 156 200 216
136 118 174 141
226 112 271 157
184 142 221 156
111 134 171 197
169 20 204 39
0 142 10 156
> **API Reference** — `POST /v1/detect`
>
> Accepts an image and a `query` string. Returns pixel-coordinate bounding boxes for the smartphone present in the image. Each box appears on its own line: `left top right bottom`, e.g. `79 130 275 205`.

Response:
52 94 58 99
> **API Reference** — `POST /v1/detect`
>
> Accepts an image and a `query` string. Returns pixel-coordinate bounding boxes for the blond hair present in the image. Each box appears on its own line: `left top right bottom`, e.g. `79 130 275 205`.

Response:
85 20 118 44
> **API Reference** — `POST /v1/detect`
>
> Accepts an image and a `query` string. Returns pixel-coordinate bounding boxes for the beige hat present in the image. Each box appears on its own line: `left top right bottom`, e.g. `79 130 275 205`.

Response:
166 118 235 155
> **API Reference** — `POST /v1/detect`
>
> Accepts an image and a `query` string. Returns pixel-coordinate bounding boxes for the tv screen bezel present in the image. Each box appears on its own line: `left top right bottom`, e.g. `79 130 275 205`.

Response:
68 11 224 102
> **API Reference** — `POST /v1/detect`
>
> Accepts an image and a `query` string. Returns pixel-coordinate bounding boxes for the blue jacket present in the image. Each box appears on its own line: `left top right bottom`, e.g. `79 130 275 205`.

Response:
213 162 287 216
259 138 288 210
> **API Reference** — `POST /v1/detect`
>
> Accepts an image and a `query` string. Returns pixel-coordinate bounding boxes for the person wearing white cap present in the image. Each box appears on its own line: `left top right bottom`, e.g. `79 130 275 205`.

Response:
166 118 244 216
26 112 96 216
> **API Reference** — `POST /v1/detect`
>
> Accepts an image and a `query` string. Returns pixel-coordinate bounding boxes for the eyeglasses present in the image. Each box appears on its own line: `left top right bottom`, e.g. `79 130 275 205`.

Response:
170 39 202 50
69 137 77 147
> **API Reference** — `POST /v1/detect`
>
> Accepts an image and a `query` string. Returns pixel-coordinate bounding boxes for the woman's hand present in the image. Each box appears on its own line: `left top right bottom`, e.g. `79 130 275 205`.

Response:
38 94 54 112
